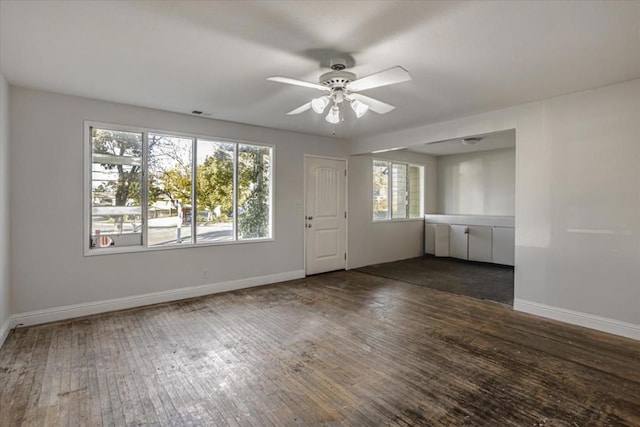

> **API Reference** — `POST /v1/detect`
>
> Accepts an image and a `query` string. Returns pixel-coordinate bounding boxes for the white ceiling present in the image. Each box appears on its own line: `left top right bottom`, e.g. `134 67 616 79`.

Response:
1 1 639 140
406 129 515 156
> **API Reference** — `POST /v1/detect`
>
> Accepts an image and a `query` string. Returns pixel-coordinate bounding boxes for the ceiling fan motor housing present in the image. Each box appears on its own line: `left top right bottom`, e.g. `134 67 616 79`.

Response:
319 70 356 89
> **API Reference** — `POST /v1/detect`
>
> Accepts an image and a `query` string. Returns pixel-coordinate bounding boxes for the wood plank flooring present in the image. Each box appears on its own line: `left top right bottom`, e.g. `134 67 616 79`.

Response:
356 255 514 305
1 270 639 426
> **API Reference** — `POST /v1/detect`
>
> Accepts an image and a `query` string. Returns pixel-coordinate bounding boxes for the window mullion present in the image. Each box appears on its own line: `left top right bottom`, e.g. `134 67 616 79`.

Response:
142 131 149 247
389 162 394 220
233 143 239 241
405 164 409 218
192 138 197 244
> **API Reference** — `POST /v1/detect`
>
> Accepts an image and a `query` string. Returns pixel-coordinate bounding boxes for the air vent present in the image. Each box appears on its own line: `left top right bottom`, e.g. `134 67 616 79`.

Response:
191 110 213 117
461 137 482 146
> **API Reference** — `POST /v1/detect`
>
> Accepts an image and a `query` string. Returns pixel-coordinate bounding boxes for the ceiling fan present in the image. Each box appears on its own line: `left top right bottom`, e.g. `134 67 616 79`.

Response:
267 59 412 124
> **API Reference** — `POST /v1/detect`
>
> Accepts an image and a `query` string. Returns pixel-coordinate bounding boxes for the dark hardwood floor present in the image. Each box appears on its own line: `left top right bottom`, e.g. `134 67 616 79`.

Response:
356 255 514 305
1 270 639 425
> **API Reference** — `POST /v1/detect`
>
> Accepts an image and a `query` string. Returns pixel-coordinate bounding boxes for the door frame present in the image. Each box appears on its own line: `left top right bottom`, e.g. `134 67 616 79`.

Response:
303 154 349 275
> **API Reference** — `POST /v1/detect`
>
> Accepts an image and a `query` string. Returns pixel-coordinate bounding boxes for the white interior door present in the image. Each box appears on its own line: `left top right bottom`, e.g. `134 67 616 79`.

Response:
305 157 346 275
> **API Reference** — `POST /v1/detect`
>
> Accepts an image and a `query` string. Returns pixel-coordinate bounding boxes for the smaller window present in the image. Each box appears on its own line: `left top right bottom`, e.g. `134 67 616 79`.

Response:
372 160 424 221
373 160 389 221
148 133 194 247
90 128 143 248
408 165 424 218
196 139 235 243
391 163 408 219
237 144 272 240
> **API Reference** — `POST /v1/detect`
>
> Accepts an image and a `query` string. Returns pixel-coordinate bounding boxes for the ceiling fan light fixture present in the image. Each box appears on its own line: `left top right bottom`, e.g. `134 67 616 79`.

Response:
311 96 330 114
325 106 340 124
268 62 411 127
350 99 369 118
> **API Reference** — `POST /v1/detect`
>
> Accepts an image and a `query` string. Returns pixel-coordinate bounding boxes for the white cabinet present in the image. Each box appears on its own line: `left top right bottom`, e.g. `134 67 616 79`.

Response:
449 225 469 260
468 225 493 263
434 224 450 257
425 223 436 255
425 215 514 266
448 224 493 262
425 223 451 256
492 226 515 266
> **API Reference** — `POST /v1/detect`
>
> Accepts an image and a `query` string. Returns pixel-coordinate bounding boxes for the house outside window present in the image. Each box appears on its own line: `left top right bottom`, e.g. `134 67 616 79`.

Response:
86 122 273 254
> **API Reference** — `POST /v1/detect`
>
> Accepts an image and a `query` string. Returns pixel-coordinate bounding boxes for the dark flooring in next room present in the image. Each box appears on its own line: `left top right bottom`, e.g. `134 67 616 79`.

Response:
1 270 639 425
356 255 514 305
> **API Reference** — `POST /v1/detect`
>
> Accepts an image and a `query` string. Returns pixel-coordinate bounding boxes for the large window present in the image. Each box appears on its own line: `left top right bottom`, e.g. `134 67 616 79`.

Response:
87 123 273 253
373 159 424 221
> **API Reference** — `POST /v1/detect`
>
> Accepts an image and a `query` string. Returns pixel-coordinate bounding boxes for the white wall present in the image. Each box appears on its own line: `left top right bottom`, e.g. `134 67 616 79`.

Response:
347 150 437 269
6 80 640 341
9 87 347 316
437 148 515 215
352 79 640 339
0 74 10 343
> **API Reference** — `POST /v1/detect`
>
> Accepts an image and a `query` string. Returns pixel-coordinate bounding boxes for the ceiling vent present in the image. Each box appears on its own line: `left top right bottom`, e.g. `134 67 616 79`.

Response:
191 110 213 117
461 137 482 146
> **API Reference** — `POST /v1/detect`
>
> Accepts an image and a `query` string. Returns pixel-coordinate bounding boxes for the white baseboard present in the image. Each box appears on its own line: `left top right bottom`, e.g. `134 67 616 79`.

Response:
0 316 10 348
514 298 640 341
9 270 305 329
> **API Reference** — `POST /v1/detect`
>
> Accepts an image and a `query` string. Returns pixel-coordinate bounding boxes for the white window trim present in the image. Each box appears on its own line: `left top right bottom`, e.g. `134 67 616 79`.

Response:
372 218 425 224
372 158 424 223
84 121 275 256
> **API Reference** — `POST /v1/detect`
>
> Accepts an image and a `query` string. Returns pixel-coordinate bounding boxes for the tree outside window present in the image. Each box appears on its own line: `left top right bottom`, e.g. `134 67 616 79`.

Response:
88 124 273 252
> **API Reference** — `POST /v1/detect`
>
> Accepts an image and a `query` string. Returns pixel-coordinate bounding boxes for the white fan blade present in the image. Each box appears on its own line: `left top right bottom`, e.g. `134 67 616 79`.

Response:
350 93 395 114
267 76 330 91
346 66 411 92
286 102 312 115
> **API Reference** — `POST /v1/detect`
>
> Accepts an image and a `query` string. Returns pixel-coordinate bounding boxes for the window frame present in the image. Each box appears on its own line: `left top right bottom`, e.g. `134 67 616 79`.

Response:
84 121 275 256
372 158 424 223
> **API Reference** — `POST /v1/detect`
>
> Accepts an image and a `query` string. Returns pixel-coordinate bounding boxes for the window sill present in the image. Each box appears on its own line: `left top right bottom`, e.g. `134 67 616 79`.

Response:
372 218 425 224
84 237 275 257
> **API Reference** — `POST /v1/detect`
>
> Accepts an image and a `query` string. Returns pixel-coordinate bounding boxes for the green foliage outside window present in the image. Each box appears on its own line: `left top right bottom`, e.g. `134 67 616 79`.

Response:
89 125 272 249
